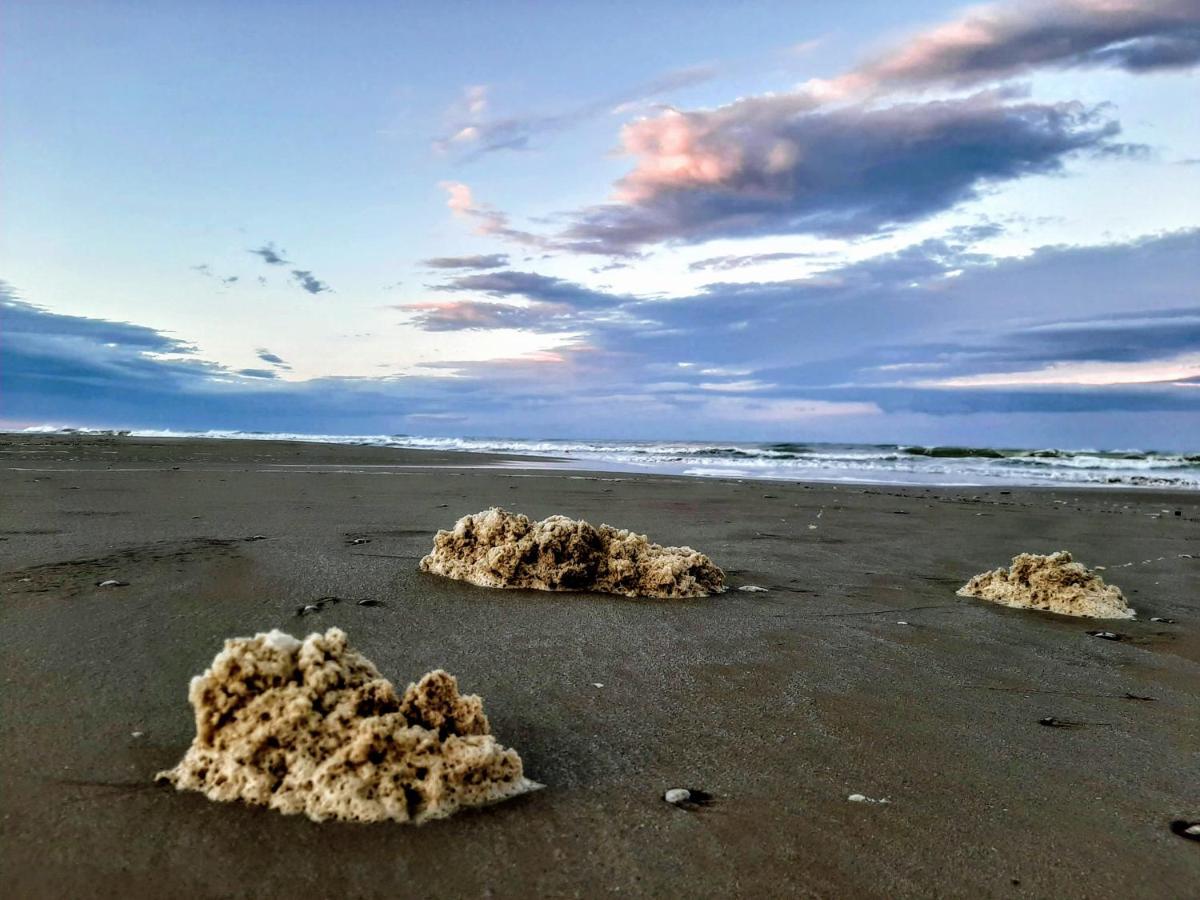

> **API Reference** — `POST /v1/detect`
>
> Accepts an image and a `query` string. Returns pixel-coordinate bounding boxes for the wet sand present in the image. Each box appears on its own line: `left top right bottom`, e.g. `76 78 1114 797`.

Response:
1 432 1198 898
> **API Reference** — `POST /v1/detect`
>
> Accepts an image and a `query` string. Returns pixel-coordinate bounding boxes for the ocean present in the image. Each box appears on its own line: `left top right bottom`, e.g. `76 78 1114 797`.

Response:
22 428 1200 490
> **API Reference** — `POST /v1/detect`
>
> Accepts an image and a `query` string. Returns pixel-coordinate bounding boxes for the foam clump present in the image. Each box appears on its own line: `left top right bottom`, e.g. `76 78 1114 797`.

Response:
157 627 539 824
420 507 725 599
957 551 1134 619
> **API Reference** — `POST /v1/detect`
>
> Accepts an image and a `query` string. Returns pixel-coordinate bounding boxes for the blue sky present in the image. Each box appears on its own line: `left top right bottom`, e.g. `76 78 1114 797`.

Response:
2 0 1198 448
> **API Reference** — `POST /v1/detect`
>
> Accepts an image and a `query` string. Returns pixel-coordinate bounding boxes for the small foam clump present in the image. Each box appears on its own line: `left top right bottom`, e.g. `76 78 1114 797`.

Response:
419 507 725 599
957 551 1134 619
157 627 539 823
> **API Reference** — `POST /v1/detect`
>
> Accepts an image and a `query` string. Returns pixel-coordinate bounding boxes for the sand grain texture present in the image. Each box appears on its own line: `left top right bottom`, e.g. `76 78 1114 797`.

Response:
420 507 725 598
156 627 538 823
957 551 1134 619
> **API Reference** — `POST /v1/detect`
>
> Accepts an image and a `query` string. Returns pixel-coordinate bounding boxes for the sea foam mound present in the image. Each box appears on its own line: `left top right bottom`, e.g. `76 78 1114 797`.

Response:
957 551 1134 619
419 507 725 599
156 627 539 823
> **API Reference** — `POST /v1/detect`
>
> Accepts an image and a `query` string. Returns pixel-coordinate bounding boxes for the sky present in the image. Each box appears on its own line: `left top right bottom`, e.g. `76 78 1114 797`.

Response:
2 0 1198 449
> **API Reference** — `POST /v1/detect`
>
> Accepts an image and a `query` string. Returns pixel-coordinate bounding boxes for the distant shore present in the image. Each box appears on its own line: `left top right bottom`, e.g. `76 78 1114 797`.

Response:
2 432 1198 898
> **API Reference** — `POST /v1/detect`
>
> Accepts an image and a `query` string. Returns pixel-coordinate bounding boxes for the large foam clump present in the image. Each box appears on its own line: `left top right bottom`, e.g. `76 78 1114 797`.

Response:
957 551 1134 619
156 627 539 824
419 507 725 599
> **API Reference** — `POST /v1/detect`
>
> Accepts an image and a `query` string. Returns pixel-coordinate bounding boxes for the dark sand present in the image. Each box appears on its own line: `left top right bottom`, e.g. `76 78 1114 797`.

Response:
1 433 1198 898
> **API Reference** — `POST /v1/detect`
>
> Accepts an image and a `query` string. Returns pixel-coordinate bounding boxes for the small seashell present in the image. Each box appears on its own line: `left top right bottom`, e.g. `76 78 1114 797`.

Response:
1087 630 1124 641
356 598 383 607
96 579 128 588
664 788 691 804
297 604 320 616
738 585 768 593
131 731 144 738
1150 617 1176 624
347 538 370 545
592 683 604 688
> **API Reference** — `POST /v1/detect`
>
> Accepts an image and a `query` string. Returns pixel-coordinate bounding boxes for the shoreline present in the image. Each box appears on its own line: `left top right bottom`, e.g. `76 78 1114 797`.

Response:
2 433 1198 897
5 429 1198 493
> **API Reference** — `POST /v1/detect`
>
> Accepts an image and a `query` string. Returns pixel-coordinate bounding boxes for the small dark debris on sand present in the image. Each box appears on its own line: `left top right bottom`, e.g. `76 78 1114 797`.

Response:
1087 630 1127 641
1038 717 1108 729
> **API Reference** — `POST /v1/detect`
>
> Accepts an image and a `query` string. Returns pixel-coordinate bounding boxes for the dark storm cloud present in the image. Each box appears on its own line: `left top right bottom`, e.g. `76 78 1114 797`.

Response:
421 254 510 270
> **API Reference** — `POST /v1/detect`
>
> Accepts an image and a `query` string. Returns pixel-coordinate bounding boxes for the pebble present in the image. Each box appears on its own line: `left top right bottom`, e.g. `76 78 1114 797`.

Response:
592 683 604 688
1087 630 1123 641
131 731 144 738
664 788 691 804
1150 617 1176 624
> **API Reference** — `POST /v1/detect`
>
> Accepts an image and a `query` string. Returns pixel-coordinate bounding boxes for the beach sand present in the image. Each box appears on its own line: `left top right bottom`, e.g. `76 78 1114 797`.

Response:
1 433 1197 898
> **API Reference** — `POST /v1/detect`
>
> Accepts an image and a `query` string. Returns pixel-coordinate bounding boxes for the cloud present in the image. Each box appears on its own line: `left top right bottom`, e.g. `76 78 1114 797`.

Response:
439 182 561 251
7 229 1197 446
250 243 289 265
701 396 882 421
421 253 510 270
255 348 291 369
489 0 1191 255
435 65 717 160
814 0 1200 98
563 90 1126 252
689 251 826 272
432 270 623 308
920 353 1200 388
291 269 331 295
191 264 241 287
401 300 577 332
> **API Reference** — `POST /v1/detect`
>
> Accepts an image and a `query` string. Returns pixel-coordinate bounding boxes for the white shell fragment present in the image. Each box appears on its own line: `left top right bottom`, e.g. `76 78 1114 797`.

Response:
738 585 769 592
664 788 692 804
848 792 890 804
